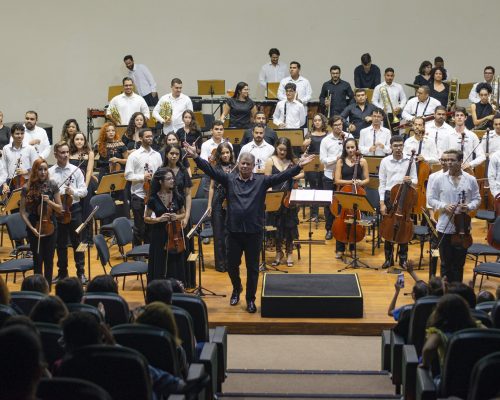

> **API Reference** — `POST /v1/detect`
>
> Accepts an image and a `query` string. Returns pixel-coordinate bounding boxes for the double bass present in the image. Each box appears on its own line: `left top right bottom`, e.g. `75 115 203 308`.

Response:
475 131 494 210
487 194 500 250
380 151 417 244
332 151 366 243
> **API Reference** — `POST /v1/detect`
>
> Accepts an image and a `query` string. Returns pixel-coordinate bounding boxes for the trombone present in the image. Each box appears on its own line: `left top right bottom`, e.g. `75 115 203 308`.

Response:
380 86 399 128
326 90 332 119
446 78 458 112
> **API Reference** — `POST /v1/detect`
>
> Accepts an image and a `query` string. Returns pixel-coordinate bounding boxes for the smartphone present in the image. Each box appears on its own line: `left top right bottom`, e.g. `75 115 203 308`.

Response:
397 273 405 288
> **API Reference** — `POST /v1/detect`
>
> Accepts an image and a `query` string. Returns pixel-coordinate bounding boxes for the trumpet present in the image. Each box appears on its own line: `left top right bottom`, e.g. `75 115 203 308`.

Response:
380 86 399 124
446 78 458 112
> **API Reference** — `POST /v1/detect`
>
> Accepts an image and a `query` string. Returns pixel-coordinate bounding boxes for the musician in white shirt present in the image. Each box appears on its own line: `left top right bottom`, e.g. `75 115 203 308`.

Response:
488 150 500 198
277 62 312 107
107 77 150 126
371 68 407 126
359 108 392 156
153 78 193 135
273 83 306 129
404 117 439 164
123 54 158 106
125 128 163 246
259 48 288 91
402 86 441 122
482 115 500 156
468 66 497 104
238 124 274 173
425 106 454 157
10 111 51 160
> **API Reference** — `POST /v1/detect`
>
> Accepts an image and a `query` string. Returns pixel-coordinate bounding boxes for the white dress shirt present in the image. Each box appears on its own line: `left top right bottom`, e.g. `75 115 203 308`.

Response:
446 129 486 168
277 76 313 104
425 120 454 157
428 171 481 234
127 64 157 97
107 93 150 125
482 130 500 155
152 93 193 134
403 136 439 164
259 62 288 88
468 80 499 103
402 96 441 121
272 100 306 129
238 140 275 172
124 146 162 199
378 155 418 199
359 125 391 156
0 143 39 185
371 82 407 113
488 151 500 197
319 132 353 179
48 162 87 204
10 125 51 160
425 169 444 208
200 138 233 162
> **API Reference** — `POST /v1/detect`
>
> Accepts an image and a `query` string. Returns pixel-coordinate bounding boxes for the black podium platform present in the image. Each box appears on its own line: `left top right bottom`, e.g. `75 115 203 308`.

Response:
261 273 363 318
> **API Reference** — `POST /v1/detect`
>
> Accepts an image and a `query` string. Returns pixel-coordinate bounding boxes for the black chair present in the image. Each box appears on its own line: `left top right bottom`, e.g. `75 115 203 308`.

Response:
190 198 213 272
475 300 496 313
471 308 493 328
0 304 18 327
475 209 496 223
467 351 500 400
34 322 64 369
10 290 46 315
472 262 500 290
361 187 381 255
0 258 34 284
58 344 152 400
412 225 431 270
467 242 500 268
5 212 31 258
89 194 117 235
172 305 197 363
94 234 147 298
83 292 131 326
111 217 150 261
416 328 500 400
492 300 500 328
380 304 412 372
37 377 113 400
65 303 105 322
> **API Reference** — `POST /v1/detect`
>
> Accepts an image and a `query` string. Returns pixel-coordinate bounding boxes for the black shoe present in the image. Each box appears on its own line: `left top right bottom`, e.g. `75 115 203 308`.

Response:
215 266 227 273
325 230 333 240
246 300 257 313
381 260 393 269
78 274 89 285
52 273 68 284
230 286 243 306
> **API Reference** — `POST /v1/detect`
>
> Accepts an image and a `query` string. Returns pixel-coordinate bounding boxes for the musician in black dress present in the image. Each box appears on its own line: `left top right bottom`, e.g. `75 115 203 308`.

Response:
60 119 80 143
333 138 369 258
123 112 147 151
429 67 449 107
176 110 202 153
468 83 495 130
413 61 432 87
220 82 257 129
95 122 128 180
144 168 186 282
207 142 235 272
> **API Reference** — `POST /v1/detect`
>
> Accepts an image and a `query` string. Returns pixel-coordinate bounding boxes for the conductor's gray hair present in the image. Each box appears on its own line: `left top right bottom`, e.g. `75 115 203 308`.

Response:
239 152 255 164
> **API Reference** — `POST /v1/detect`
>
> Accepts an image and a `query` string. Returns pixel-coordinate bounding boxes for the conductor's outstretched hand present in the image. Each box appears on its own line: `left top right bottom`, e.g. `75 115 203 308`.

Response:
298 153 316 168
183 142 198 158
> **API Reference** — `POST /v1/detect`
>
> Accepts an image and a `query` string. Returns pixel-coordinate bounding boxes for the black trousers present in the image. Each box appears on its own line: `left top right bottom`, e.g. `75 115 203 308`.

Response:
56 204 85 276
131 194 150 246
438 233 467 283
383 191 408 265
143 92 158 107
227 231 261 302
27 221 57 287
323 176 335 231
305 171 324 217
211 204 227 271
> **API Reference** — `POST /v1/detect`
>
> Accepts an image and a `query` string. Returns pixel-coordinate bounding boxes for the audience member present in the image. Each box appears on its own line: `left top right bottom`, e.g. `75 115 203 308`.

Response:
476 290 495 304
447 282 477 308
169 278 186 294
29 295 69 324
86 275 119 294
21 274 50 295
55 277 84 304
146 280 173 305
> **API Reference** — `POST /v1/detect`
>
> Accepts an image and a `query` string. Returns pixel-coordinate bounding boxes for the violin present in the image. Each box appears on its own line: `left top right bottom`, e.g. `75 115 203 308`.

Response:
58 176 74 225
143 163 152 204
332 151 366 243
165 202 186 254
380 150 417 244
108 146 121 173
11 156 26 190
450 190 473 249
37 183 55 238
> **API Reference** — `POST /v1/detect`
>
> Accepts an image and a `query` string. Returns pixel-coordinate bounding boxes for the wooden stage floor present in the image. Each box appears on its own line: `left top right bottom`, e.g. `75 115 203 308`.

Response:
2 214 498 335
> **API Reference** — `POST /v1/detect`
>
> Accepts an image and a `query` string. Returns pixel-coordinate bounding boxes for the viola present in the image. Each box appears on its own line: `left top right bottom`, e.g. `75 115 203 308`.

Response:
57 176 74 225
380 150 417 244
108 147 121 173
37 183 55 238
332 152 366 243
450 190 473 249
143 163 152 204
165 203 186 254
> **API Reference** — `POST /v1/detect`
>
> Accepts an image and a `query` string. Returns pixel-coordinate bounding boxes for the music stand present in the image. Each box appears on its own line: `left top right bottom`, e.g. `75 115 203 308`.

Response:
259 191 287 273
75 206 100 281
266 82 280 100
190 178 201 198
198 80 225 116
364 156 384 176
3 189 22 213
193 111 206 130
334 192 376 271
301 160 325 225
188 158 203 177
96 172 126 195
290 189 330 273
223 128 244 146
274 129 305 146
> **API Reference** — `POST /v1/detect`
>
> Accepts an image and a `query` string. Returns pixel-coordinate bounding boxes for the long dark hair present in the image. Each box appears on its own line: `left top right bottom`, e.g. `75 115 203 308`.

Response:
150 167 182 204
162 144 185 170
430 66 447 82
341 138 359 161
69 132 91 155
182 110 200 132
426 294 476 333
214 142 235 166
418 60 432 75
61 119 80 143
233 82 248 99
273 137 296 163
125 112 146 139
310 113 328 133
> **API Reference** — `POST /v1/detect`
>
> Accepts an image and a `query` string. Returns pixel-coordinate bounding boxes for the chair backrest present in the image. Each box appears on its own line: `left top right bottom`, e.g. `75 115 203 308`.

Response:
83 292 130 327
34 322 64 369
89 194 116 221
475 301 496 314
440 328 500 399
58 344 151 400
93 234 110 267
190 198 209 225
493 216 500 243
467 351 500 400
10 291 47 315
172 293 209 342
492 300 500 329
172 305 197 363
407 296 439 355
0 304 18 327
112 323 180 376
365 187 380 212
111 217 134 247
471 309 492 328
5 212 28 242
37 377 113 400
66 303 105 323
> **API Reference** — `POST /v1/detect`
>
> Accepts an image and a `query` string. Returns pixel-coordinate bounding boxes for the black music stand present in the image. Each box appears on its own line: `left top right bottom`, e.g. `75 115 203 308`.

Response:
259 191 287 273
290 189 330 274
3 188 22 213
334 192 377 272
75 206 100 281
198 80 225 116
302 159 326 226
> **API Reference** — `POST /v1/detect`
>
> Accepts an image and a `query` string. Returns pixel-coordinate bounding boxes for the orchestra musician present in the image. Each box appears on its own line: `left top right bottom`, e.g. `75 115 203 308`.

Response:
425 106 454 157
0 111 10 152
413 61 433 87
403 117 439 164
14 111 51 160
353 53 381 90
258 48 288 91
123 54 158 106
153 78 193 134
333 138 369 258
123 112 147 151
319 65 354 117
371 67 407 128
207 142 235 273
240 111 278 147
20 158 62 288
183 141 315 313
340 89 376 139
161 132 190 171
49 142 88 284
428 67 449 107
125 128 163 247
359 108 391 157
320 116 354 240
238 124 274 173
220 82 257 129
144 168 186 282
264 137 303 267
468 66 497 104
488 150 500 198
401 86 441 122
106 77 150 126
483 114 500 155
277 61 313 110
176 110 203 152
272 83 306 129
428 150 481 282
379 135 418 269
60 119 80 143
95 122 129 180
468 83 495 131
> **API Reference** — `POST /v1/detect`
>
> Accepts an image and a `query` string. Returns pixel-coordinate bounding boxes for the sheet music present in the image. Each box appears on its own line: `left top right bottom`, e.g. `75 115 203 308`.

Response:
290 189 333 203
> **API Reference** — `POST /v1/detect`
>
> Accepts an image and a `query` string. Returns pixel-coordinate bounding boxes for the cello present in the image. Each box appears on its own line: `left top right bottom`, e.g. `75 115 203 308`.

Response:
413 136 431 214
380 150 417 244
487 194 500 250
329 132 346 215
332 151 366 243
450 190 473 249
475 130 494 210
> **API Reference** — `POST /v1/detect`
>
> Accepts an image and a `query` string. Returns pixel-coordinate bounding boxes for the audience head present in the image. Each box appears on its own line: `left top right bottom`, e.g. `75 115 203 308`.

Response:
55 277 84 304
447 282 476 308
21 274 50 295
61 312 113 353
146 280 173 305
168 278 185 293
427 293 476 332
477 290 495 304
29 295 68 324
2 315 39 334
0 276 10 305
428 276 444 296
136 301 180 345
86 274 119 294
412 280 429 300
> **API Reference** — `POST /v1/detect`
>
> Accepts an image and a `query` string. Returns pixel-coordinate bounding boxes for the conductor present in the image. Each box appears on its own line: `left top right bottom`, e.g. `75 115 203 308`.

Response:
184 142 315 313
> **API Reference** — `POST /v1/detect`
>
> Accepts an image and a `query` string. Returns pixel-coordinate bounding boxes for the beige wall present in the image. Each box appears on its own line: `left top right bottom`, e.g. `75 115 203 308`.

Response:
1 0 499 147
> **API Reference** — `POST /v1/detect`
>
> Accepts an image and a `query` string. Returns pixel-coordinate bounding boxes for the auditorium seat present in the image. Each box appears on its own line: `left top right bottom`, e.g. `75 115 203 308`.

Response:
10 290 46 315
34 322 64 370
467 351 500 400
0 304 18 327
37 377 113 400
65 303 105 322
83 292 131 326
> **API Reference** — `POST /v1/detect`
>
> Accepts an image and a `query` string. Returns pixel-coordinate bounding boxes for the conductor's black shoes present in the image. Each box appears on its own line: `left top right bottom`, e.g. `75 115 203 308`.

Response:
230 286 243 306
246 300 257 313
